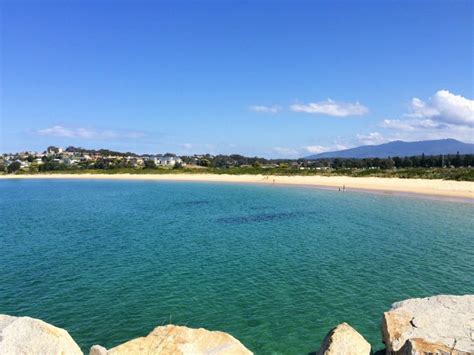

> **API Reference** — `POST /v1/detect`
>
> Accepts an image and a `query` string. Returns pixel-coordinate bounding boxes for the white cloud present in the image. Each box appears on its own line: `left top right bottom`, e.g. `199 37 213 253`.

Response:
290 99 368 117
377 90 474 143
35 125 144 140
123 131 146 139
249 105 281 114
304 145 329 154
272 146 299 157
407 90 474 125
381 118 444 131
356 132 388 145
303 143 349 155
333 144 349 151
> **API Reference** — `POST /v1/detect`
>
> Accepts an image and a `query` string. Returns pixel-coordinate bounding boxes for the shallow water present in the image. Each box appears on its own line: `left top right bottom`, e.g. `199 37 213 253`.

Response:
1 179 473 353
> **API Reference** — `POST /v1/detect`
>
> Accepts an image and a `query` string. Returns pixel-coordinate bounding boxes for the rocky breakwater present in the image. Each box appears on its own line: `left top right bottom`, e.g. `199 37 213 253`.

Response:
0 316 252 355
1 294 472 354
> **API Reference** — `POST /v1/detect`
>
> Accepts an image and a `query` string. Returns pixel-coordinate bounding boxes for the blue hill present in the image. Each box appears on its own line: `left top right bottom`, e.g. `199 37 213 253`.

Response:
305 139 474 159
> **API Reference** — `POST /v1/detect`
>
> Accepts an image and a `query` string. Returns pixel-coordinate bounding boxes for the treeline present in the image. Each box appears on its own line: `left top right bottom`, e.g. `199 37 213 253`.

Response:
64 146 138 157
319 153 473 170
181 153 473 169
38 159 141 172
36 153 473 171
181 154 291 168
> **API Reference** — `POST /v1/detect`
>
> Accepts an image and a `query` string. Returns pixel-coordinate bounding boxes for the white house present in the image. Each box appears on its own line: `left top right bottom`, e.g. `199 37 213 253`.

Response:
148 156 184 167
159 156 182 166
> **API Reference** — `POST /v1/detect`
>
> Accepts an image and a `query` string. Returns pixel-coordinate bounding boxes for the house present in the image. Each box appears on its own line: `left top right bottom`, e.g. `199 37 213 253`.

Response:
15 159 29 169
63 158 78 166
147 156 184 167
158 156 182 166
126 157 144 167
47 146 63 155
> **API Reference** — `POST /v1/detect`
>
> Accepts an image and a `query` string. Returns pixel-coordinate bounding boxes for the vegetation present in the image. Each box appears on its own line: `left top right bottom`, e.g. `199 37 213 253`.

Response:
2 150 473 181
7 161 21 173
7 165 474 181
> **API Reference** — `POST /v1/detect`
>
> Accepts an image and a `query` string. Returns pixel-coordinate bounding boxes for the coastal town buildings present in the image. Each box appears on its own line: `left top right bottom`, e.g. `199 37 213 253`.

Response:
0 147 188 172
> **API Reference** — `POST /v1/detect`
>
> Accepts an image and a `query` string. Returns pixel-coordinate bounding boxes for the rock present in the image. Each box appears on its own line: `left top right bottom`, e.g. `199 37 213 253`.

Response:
398 338 459 354
317 322 371 355
381 294 474 354
90 344 108 355
97 324 252 355
0 314 82 355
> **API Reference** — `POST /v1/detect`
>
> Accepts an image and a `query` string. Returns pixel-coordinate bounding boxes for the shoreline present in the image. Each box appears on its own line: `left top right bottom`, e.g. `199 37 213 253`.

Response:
2 173 473 201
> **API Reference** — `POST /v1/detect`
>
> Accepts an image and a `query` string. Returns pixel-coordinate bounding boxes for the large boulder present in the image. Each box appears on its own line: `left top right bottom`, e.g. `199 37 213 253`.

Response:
317 322 371 355
381 294 474 354
90 324 252 355
0 314 82 354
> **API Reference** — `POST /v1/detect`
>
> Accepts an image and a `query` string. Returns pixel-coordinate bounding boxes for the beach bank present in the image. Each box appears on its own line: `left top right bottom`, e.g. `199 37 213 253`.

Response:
2 173 473 200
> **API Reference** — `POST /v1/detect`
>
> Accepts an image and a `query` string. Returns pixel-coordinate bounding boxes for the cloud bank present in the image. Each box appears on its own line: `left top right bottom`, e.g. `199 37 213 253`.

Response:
290 99 368 117
355 132 388 145
380 90 473 143
407 90 473 125
249 105 281 114
35 125 145 140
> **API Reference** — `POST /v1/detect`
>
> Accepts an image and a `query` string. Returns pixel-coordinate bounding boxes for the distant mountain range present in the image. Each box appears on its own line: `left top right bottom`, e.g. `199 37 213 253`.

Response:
305 139 474 159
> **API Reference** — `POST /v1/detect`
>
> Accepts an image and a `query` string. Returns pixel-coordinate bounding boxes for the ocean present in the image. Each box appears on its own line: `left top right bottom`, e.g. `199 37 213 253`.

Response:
1 179 473 353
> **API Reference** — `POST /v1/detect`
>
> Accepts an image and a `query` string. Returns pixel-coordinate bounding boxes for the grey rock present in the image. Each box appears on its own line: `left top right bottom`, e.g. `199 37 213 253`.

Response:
381 294 474 354
0 314 82 355
89 344 108 355
317 322 371 355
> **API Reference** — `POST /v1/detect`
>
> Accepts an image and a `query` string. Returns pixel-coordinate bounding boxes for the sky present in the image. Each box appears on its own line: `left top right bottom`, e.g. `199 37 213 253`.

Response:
1 0 473 157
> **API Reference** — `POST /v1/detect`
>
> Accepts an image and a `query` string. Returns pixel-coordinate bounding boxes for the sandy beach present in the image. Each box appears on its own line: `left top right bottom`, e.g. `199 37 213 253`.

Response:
2 173 473 201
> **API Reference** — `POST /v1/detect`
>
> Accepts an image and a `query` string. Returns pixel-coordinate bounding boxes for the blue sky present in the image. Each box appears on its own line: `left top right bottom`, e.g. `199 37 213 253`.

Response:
1 0 473 157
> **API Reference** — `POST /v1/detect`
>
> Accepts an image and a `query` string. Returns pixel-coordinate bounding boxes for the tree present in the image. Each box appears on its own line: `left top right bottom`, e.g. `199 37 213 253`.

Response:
144 159 156 169
93 160 106 169
380 158 394 170
393 156 402 168
198 158 210 167
453 151 461 167
436 155 443 168
39 162 66 172
7 161 21 173
420 153 426 167
463 154 472 167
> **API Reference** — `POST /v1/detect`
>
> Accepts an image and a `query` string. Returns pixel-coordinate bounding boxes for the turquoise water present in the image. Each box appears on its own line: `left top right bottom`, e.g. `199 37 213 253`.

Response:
1 179 473 354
